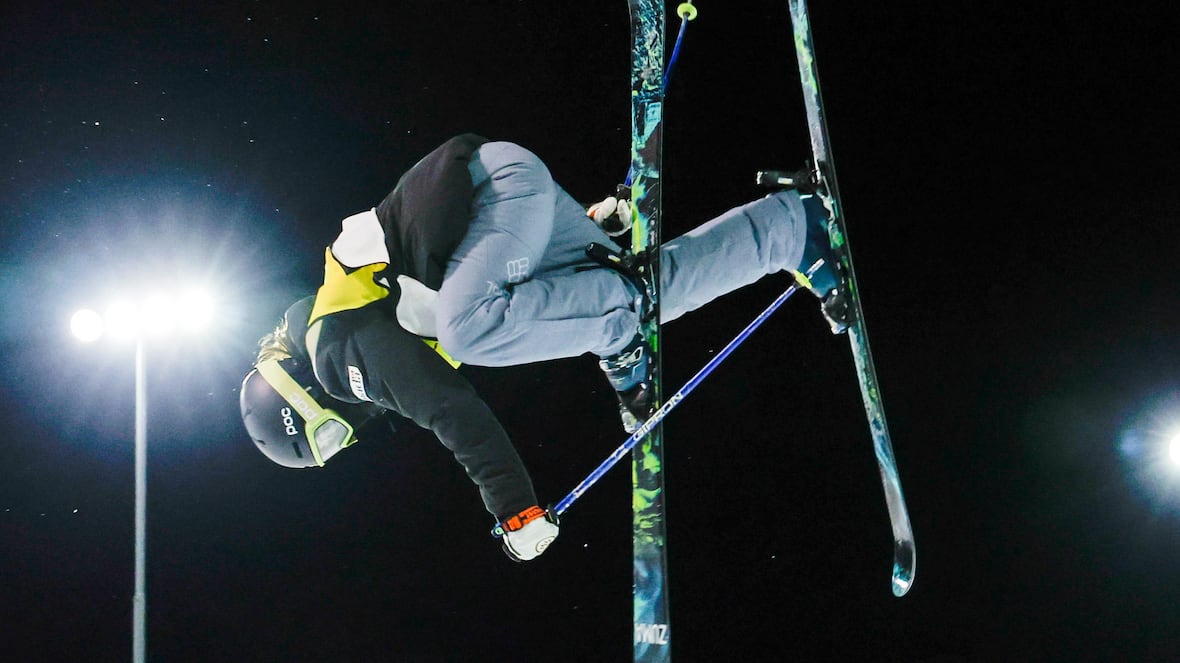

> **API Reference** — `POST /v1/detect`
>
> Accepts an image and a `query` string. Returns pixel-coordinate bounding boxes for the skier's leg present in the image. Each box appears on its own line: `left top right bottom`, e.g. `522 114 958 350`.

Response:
580 191 820 433
436 143 641 366
658 190 819 322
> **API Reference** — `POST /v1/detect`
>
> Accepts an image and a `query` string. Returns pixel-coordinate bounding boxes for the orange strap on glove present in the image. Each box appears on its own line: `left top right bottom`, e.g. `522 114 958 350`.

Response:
496 505 559 562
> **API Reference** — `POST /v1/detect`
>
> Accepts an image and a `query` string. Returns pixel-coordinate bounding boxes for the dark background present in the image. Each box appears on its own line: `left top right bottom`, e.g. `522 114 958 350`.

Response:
3 1 1179 660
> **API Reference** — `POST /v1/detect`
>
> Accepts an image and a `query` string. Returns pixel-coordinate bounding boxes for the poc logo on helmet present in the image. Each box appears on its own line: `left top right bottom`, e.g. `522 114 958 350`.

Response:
280 407 298 436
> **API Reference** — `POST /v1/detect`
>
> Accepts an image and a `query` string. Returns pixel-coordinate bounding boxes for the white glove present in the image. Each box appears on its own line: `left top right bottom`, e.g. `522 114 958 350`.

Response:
588 192 633 237
499 505 559 562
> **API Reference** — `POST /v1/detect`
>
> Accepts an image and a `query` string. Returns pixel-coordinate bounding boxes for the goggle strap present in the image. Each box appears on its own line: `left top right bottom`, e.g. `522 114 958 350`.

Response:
256 359 331 465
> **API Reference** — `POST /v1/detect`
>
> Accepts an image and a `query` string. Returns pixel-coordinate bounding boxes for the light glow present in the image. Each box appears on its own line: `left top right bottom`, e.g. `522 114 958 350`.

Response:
141 294 177 335
176 289 215 332
1118 391 1180 517
104 300 142 340
70 308 105 342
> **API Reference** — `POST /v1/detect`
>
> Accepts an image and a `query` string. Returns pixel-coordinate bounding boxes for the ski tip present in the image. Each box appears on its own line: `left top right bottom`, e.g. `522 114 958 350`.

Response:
891 572 913 597
891 539 916 597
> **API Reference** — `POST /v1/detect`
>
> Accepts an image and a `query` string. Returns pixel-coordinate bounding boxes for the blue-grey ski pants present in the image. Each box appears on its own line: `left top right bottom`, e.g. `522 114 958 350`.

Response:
435 141 810 366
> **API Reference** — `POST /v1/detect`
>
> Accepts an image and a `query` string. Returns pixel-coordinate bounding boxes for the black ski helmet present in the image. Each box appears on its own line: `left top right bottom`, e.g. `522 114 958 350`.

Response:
240 355 344 468
240 297 393 468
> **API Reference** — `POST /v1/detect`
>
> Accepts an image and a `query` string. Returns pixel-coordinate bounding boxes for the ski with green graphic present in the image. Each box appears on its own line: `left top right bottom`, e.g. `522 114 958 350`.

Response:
627 0 670 660
787 0 915 596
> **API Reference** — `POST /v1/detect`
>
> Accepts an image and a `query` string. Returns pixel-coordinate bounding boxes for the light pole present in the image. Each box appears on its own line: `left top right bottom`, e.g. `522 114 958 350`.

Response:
133 338 146 663
71 290 213 663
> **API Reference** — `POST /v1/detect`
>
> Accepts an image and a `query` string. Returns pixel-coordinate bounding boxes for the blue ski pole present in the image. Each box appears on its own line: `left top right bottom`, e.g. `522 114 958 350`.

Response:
623 2 698 187
550 266 815 520
490 276 809 537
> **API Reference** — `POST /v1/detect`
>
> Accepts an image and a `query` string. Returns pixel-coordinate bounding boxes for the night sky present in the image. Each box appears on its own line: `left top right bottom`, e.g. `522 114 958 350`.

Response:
3 1 1179 661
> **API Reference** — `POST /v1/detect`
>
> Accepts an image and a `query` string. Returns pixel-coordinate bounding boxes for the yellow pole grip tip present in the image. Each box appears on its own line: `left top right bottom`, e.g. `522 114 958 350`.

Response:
677 2 698 20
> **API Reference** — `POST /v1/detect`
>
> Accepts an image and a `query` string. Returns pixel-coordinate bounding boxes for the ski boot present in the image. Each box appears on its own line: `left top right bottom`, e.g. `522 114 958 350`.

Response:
584 242 656 433
598 334 652 434
757 166 853 334
796 192 853 334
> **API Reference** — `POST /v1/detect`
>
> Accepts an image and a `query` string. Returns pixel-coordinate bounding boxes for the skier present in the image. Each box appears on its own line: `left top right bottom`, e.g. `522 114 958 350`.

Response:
239 134 842 561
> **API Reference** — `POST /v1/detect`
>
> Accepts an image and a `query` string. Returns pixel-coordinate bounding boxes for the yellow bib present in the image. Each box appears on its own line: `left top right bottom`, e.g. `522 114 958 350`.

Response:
309 247 460 368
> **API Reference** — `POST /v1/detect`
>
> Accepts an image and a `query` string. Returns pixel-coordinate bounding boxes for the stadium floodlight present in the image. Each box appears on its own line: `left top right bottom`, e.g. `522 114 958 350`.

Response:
103 300 142 341
70 287 217 663
72 289 219 343
141 294 177 336
70 309 105 342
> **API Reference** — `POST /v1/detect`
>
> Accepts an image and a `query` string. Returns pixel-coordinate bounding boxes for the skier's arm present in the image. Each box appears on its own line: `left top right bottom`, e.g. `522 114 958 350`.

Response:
316 308 538 519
